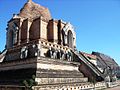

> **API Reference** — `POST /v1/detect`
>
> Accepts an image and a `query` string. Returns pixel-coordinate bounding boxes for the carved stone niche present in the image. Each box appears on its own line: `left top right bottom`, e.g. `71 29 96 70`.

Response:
46 47 73 61
46 47 56 58
62 22 76 49
28 44 41 58
20 46 28 59
6 18 21 49
57 50 65 60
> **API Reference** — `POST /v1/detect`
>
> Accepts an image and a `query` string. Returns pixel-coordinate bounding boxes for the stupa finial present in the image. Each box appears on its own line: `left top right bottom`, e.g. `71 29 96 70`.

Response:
28 0 32 2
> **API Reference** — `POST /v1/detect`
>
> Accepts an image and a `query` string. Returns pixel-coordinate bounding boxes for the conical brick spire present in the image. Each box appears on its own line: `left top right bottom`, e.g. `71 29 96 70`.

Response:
18 0 52 21
28 0 32 2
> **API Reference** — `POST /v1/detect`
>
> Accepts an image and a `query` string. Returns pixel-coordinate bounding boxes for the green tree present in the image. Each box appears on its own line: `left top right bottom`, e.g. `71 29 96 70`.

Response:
22 75 37 90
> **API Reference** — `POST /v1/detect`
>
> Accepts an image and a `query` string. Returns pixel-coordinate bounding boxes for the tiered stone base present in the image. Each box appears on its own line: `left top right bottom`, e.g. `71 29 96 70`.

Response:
0 57 88 86
0 82 108 90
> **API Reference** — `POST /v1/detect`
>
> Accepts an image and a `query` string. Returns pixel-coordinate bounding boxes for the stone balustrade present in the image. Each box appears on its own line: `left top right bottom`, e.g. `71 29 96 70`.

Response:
10 39 70 52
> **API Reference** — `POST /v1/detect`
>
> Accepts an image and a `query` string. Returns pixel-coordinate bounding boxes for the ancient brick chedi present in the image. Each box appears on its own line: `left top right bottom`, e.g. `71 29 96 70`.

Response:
0 0 119 90
6 0 76 50
1 0 85 87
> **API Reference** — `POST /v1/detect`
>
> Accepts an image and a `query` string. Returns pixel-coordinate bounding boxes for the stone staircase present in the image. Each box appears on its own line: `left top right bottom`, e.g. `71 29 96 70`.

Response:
71 49 106 81
35 57 88 85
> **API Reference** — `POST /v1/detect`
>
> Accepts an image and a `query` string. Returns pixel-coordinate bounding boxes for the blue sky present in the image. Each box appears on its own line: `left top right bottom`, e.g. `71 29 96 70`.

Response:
0 0 120 65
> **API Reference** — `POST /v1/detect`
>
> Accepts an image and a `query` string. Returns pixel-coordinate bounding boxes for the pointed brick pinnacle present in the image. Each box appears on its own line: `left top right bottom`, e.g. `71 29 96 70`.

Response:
28 0 32 2
19 0 52 21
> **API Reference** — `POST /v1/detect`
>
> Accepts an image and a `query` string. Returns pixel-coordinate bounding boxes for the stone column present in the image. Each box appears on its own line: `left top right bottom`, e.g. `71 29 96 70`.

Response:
18 19 23 45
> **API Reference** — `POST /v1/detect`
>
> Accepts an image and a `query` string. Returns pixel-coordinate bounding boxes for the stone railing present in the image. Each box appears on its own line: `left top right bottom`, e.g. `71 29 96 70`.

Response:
6 39 72 61
39 40 69 51
10 39 70 52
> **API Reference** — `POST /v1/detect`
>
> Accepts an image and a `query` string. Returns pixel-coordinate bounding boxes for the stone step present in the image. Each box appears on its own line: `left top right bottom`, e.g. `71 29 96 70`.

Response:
36 73 84 78
36 69 84 78
36 77 88 85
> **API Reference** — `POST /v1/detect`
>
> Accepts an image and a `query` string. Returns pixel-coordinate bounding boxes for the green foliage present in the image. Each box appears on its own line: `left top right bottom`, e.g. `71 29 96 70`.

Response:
23 80 29 88
91 76 96 85
22 75 38 90
32 75 36 80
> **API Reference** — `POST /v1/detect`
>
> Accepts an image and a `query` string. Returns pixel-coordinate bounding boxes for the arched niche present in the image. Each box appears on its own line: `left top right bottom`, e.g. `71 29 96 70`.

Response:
62 23 76 49
6 21 19 49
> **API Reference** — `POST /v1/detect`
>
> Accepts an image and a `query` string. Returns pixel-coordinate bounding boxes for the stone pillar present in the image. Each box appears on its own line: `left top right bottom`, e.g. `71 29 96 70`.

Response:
29 17 41 41
20 19 29 43
57 20 62 45
6 28 11 49
40 18 48 41
27 20 32 43
47 19 54 42
73 33 76 48
6 18 21 49
13 18 21 46
47 19 58 43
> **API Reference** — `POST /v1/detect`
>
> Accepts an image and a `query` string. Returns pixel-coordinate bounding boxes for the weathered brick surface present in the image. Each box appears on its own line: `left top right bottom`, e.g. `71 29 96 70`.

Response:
21 19 28 43
18 0 51 21
29 17 41 40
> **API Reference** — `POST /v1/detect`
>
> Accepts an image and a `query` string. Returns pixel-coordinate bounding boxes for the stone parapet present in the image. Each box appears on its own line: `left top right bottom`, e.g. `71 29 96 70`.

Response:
5 39 70 61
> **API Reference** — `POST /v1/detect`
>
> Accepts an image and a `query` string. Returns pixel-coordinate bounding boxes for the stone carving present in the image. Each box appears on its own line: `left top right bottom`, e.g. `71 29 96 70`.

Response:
47 47 56 58
57 50 62 60
32 44 40 57
47 48 67 60
59 50 65 60
57 50 60 59
53 50 57 59
20 46 28 59
105 75 110 83
28 44 41 58
49 48 53 58
46 47 73 61
66 51 72 61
